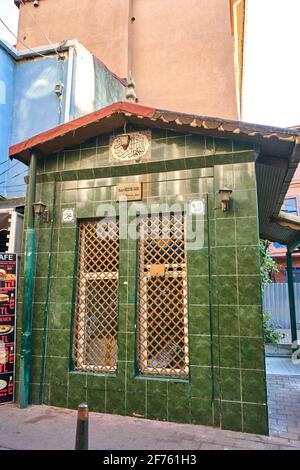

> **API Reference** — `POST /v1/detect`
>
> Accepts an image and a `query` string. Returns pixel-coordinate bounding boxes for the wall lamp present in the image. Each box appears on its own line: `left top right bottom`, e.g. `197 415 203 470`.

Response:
219 187 232 212
33 201 50 223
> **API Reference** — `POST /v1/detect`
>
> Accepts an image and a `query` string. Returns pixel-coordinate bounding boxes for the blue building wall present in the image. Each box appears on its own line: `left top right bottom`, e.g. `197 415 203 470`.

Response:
0 44 16 198
0 40 126 198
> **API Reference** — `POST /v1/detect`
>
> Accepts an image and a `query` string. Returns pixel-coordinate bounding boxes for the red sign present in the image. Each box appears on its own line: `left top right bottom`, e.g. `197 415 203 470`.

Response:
0 254 17 405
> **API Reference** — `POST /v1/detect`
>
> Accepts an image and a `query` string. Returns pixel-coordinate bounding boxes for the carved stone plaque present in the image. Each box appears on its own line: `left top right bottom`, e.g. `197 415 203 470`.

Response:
110 131 151 162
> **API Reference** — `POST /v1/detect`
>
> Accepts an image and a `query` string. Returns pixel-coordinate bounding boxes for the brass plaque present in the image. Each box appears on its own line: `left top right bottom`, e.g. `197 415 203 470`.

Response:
150 264 165 277
116 183 142 202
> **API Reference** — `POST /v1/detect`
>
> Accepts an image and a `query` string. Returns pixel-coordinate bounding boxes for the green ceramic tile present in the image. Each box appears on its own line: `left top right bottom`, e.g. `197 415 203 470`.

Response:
56 252 76 277
221 401 242 432
189 336 211 366
87 389 106 413
189 276 209 305
234 190 258 218
48 303 72 330
220 368 241 401
106 391 126 416
237 246 260 275
242 370 266 404
217 276 237 305
166 137 186 159
50 276 74 304
147 379 168 397
49 384 68 407
217 306 239 336
32 303 46 329
191 366 213 398
147 394 168 421
68 373 86 388
239 306 263 337
240 338 265 370
80 148 97 169
220 337 240 368
233 163 256 190
106 363 125 392
87 373 106 391
242 404 268 435
186 135 206 157
164 159 185 172
58 228 77 253
64 150 80 170
126 390 145 417
29 383 41 405
32 328 43 356
215 218 236 247
30 355 42 383
189 306 211 335
188 249 208 276
67 383 87 409
191 398 213 425
151 139 167 161
168 397 190 424
238 276 261 305
214 138 233 154
46 357 69 385
80 137 97 149
236 217 258 247
47 330 71 358
215 247 236 275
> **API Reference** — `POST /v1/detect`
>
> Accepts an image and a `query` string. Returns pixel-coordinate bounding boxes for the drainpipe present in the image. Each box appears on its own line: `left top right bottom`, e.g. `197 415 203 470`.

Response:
286 250 298 352
19 151 37 409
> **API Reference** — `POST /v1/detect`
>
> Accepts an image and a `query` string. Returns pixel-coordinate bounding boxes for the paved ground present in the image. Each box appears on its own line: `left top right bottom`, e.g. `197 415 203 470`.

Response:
267 375 300 441
266 357 300 375
0 402 299 451
0 358 298 450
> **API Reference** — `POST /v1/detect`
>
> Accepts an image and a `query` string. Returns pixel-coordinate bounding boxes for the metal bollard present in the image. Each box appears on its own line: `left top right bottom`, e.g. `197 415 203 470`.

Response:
75 403 89 450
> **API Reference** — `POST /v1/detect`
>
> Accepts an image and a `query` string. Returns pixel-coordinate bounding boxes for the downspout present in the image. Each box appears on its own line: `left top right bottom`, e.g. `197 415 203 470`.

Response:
39 181 57 404
286 250 298 352
19 151 37 409
64 46 75 123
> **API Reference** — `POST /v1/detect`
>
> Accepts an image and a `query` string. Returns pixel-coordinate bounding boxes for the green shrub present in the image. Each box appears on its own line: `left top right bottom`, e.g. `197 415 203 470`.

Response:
263 312 286 344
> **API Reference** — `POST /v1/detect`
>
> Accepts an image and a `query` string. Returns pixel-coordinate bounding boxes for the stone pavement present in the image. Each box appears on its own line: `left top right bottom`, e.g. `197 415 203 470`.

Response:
267 375 300 441
0 403 299 450
266 357 300 376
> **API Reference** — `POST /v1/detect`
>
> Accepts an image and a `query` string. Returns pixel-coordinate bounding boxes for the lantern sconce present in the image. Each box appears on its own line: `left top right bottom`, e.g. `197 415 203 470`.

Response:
219 188 232 212
33 201 50 223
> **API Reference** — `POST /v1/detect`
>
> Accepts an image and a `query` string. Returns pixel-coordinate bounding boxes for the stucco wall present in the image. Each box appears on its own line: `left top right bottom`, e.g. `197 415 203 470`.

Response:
0 46 16 196
17 0 238 119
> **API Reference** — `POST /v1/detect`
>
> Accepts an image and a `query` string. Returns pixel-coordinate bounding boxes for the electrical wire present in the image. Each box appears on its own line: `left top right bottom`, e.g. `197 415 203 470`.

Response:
0 159 9 166
0 161 18 177
0 169 28 186
19 0 61 58
0 16 57 58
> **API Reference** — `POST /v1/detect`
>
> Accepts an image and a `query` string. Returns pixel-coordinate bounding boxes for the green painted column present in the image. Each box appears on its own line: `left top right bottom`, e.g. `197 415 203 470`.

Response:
286 250 298 351
19 152 37 409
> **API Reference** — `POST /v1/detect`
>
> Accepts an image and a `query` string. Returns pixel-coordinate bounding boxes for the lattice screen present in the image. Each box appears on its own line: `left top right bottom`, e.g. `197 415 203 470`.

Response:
137 213 189 377
73 218 119 372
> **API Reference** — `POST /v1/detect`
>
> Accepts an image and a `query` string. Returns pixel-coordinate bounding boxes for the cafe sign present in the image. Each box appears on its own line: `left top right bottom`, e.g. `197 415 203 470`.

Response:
0 253 17 405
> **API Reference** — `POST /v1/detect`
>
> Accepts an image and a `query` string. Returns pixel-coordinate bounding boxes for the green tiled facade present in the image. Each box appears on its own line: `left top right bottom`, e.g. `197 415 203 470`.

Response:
15 128 268 434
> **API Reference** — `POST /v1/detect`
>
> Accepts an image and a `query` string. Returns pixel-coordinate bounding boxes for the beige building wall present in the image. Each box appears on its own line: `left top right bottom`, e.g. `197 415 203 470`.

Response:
16 0 239 119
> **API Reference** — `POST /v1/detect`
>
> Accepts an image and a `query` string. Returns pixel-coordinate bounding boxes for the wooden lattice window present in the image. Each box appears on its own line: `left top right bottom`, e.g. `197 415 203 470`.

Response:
73 218 119 372
137 213 189 377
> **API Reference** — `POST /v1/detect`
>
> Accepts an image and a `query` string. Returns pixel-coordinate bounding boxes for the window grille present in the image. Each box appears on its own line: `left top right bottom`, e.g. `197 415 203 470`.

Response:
73 218 119 372
137 213 189 377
